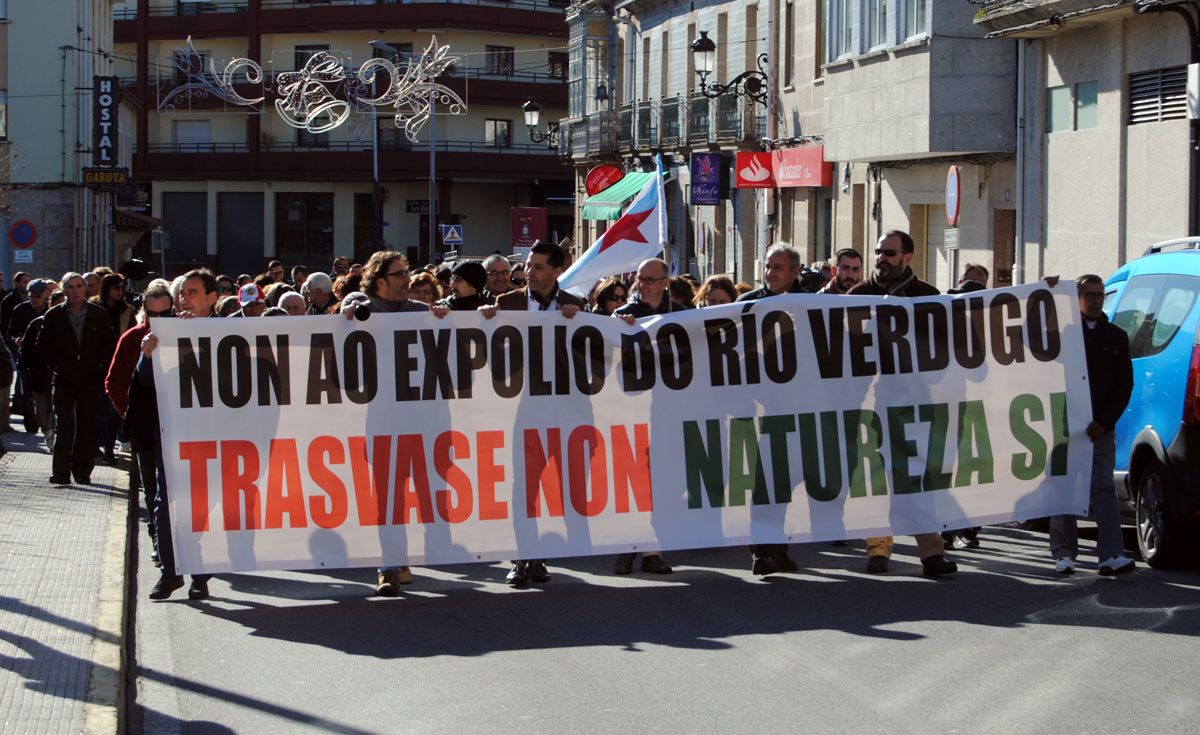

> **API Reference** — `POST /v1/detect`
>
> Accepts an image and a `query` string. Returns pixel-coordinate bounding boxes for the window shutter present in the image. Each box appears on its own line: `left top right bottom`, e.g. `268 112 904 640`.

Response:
1128 66 1188 125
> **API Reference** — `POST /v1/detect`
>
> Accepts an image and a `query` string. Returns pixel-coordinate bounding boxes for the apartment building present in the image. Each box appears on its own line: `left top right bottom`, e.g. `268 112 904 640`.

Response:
113 0 573 275
562 0 782 284
976 0 1193 280
822 1 1017 291
2 0 136 274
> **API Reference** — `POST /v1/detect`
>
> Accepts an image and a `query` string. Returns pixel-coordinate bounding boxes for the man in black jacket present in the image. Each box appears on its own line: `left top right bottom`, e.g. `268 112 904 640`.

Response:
848 231 957 577
1049 274 1136 576
37 272 116 484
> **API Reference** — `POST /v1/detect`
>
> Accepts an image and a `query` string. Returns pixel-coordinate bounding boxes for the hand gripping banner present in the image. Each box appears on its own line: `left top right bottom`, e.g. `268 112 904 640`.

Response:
150 284 1092 575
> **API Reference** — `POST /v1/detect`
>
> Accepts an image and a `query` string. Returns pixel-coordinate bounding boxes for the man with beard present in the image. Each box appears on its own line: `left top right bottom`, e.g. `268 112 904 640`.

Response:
817 248 864 295
847 230 957 577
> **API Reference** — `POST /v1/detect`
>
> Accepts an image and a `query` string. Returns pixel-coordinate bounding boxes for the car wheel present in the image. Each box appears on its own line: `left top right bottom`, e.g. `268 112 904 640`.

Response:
1135 459 1186 569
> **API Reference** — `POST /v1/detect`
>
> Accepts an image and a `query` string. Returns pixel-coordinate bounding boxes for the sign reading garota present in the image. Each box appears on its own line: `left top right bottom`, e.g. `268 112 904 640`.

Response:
150 284 1092 575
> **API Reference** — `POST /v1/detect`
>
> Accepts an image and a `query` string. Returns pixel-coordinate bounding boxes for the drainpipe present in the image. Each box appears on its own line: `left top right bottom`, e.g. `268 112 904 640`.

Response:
1135 1 1200 236
1014 39 1026 284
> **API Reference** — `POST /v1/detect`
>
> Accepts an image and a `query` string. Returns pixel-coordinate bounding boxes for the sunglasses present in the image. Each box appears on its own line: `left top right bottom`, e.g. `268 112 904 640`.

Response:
217 285 233 294
146 309 174 318
874 248 902 257
606 292 627 301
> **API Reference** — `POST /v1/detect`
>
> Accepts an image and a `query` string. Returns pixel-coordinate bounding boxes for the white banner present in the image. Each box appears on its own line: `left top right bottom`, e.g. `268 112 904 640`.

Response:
151 284 1092 575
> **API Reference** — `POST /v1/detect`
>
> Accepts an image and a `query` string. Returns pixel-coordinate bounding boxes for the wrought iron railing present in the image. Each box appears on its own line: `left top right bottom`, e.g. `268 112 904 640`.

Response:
660 97 681 148
634 101 654 149
117 0 567 20
715 95 741 140
617 105 633 151
146 139 558 154
687 94 710 145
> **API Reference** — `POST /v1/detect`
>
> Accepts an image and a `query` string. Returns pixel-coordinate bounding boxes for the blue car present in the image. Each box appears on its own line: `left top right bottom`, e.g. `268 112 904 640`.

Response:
1103 238 1200 568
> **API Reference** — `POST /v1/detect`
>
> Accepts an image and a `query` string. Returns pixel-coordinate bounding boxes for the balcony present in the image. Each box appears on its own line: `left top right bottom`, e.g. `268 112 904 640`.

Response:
562 111 618 160
136 136 570 181
617 105 633 152
116 0 568 42
659 97 681 149
634 101 654 150
972 0 1128 38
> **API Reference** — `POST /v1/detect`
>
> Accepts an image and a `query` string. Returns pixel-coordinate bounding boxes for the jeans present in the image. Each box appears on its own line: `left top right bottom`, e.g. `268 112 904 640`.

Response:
153 444 211 583
1050 431 1125 562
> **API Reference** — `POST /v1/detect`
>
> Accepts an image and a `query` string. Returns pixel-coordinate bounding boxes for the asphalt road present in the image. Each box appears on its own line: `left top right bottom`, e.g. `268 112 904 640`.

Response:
131 525 1200 734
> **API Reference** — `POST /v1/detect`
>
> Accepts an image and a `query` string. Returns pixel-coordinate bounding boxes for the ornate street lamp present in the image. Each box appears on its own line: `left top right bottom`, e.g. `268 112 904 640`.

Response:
689 31 770 107
522 100 559 147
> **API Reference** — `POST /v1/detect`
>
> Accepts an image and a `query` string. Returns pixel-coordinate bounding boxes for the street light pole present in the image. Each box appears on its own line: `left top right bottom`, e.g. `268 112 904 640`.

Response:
372 104 383 251
429 88 437 263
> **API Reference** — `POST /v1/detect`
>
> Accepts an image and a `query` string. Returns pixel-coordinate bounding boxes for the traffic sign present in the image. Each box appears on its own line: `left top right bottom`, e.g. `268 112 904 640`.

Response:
14 249 33 263
8 220 37 249
440 224 463 245
946 165 961 227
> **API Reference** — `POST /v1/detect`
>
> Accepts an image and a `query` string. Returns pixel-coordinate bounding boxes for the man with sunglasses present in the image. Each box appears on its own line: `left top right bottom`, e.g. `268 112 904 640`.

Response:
107 283 174 570
847 230 956 577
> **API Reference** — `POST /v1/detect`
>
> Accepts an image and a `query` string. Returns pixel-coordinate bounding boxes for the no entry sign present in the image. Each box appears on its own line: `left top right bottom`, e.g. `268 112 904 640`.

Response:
8 220 37 249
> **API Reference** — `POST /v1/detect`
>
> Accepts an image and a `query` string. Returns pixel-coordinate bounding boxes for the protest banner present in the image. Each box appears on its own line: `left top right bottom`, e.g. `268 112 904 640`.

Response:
150 283 1092 575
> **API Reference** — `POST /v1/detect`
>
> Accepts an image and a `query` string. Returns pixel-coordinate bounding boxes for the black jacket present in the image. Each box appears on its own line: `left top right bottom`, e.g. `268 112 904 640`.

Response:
1083 313 1134 433
612 295 687 318
736 279 810 302
36 302 117 387
18 316 50 394
848 268 940 297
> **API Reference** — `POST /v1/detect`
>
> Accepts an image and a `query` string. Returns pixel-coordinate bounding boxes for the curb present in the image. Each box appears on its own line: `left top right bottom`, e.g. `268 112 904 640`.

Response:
82 469 134 735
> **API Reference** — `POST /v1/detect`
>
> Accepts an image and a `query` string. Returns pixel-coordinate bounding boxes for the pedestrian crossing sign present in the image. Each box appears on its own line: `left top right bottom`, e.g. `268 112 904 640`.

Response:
440 224 463 245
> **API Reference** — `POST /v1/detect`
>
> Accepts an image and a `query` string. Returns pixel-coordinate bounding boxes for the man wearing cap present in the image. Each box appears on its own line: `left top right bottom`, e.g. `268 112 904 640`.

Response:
847 230 957 577
437 261 493 310
232 283 267 318
37 272 116 485
302 272 337 315
480 240 584 588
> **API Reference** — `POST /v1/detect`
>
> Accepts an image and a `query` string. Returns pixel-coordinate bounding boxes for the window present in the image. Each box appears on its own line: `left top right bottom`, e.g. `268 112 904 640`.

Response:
825 0 853 62
1047 81 1098 133
485 119 511 148
297 128 328 148
294 44 329 71
1129 66 1188 125
549 52 568 80
0 0 7 19
0 91 7 141
866 0 888 49
1113 275 1200 358
784 1 795 86
485 46 515 76
902 0 927 40
173 119 211 150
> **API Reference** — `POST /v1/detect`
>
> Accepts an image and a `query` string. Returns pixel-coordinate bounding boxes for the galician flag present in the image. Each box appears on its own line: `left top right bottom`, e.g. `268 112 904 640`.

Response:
559 155 667 296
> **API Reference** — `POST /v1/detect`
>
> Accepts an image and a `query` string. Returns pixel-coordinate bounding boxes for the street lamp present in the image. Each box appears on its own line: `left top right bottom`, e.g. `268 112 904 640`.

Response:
522 100 559 147
370 39 437 262
689 31 770 108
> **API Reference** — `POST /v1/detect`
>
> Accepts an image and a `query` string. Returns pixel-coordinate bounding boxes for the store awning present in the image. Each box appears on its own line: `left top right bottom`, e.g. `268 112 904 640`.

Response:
580 171 657 220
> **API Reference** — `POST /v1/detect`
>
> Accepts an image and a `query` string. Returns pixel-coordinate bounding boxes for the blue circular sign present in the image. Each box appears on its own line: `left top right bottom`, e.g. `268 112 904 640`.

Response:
9 220 37 249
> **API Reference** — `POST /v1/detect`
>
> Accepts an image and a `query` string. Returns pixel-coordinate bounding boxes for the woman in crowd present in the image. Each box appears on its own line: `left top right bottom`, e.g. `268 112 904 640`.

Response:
693 275 738 307
409 271 441 305
590 277 629 316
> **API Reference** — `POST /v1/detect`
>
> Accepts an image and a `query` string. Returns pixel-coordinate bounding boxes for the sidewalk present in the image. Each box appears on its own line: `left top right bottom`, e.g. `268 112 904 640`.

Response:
0 428 131 734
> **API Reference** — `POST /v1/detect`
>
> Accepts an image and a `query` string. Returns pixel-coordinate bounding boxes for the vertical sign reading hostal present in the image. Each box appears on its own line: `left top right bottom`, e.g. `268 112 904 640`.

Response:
94 76 119 166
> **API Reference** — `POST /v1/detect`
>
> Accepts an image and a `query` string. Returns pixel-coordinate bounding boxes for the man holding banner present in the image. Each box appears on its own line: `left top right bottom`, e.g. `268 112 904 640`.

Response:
483 240 585 586
848 230 958 577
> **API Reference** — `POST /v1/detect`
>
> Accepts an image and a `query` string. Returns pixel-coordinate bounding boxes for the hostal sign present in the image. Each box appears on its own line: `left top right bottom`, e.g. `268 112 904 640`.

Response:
94 76 119 166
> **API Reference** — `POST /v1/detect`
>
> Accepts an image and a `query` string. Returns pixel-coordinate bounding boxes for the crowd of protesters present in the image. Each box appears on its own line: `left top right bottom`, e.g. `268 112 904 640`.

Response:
0 229 1134 602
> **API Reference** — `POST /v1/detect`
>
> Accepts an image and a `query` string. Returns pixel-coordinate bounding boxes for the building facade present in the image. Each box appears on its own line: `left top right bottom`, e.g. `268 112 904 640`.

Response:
977 0 1193 280
113 0 573 275
2 0 133 275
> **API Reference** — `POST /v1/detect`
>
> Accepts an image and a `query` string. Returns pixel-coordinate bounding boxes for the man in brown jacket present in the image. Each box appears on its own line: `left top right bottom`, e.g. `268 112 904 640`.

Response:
481 240 585 587
847 230 957 577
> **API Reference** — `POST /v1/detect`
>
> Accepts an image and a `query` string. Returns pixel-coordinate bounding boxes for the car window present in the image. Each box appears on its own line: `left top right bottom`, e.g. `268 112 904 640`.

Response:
1113 274 1200 358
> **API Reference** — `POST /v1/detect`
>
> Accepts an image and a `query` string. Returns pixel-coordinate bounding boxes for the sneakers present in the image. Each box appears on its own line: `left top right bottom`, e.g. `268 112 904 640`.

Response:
527 560 551 583
1098 555 1136 577
921 554 958 577
866 555 889 574
187 579 210 600
148 575 184 600
1054 557 1076 575
751 554 777 576
374 567 413 596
